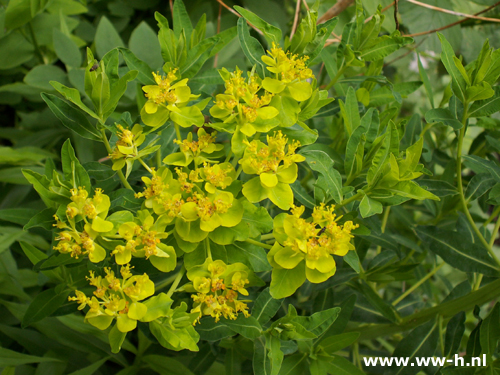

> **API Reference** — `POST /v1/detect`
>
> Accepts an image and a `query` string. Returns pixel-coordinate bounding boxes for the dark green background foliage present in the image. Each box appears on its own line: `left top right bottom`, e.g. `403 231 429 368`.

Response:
1 0 500 374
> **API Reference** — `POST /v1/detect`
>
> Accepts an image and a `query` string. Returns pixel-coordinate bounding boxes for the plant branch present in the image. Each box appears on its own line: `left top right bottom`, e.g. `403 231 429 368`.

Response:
214 3 223 68
215 0 263 35
489 214 500 248
456 105 500 267
350 277 500 341
246 238 273 250
317 0 355 24
404 1 500 37
394 0 400 31
406 0 500 23
290 0 302 39
392 263 444 306
166 266 186 299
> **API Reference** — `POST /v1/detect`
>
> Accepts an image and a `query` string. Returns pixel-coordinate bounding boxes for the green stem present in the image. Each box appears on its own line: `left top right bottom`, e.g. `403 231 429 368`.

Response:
28 22 44 64
439 315 445 357
325 65 346 91
174 123 182 142
349 277 500 341
205 237 212 259
484 206 500 227
138 157 153 174
261 233 275 241
246 238 273 250
489 214 500 248
155 273 178 292
156 148 162 169
100 129 133 190
165 266 186 299
392 263 444 306
456 105 500 267
224 150 233 163
335 189 368 210
376 206 391 254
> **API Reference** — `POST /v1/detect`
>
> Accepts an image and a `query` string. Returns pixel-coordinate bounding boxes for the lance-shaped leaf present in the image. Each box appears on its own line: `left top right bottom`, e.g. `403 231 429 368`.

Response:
416 226 500 276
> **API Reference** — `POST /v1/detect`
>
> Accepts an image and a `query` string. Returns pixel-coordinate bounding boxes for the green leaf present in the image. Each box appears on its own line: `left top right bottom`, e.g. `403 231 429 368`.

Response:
172 0 193 39
390 319 438 375
241 200 273 238
417 52 434 108
354 280 399 323
222 315 262 339
417 226 500 276
237 17 266 77
386 181 440 201
129 21 163 70
319 332 360 354
53 28 81 67
253 288 283 325
465 174 496 202
444 312 465 357
359 195 383 218
0 31 34 69
0 347 60 367
438 33 467 103
42 93 101 141
290 181 315 209
425 108 463 130
119 47 155 85
0 208 39 226
294 307 340 337
324 355 365 375
480 302 500 356
170 106 204 128
301 150 343 203
108 324 126 354
149 320 199 352
253 336 271 375
339 87 360 135
196 318 235 341
462 155 500 182
143 355 195 375
270 263 306 299
25 65 68 91
234 6 281 45
468 86 500 117
95 16 125 59
226 241 271 272
61 139 91 192
22 288 71 327
360 32 412 62
67 357 108 375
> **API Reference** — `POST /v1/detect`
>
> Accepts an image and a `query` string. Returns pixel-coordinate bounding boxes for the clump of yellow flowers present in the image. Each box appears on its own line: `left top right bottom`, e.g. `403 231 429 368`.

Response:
270 204 359 289
56 42 358 350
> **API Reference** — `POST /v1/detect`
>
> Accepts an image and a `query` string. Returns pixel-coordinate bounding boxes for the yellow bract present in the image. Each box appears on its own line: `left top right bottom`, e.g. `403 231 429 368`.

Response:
70 266 155 332
188 259 251 323
270 204 359 283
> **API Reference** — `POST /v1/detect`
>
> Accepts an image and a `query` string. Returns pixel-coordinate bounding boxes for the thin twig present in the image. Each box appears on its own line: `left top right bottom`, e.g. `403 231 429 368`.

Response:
317 0 355 24
291 0 302 38
169 0 173 15
394 0 400 31
365 1 395 23
404 1 500 37
216 0 263 35
301 0 309 11
214 3 222 68
407 0 500 23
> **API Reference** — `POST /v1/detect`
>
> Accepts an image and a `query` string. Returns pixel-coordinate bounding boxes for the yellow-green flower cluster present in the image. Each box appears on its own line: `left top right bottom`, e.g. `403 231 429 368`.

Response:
163 128 224 167
112 210 176 272
240 131 305 210
135 164 242 242
141 70 203 128
210 67 279 137
53 187 114 263
187 259 252 323
69 265 154 332
269 204 359 283
261 43 314 101
110 124 146 171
